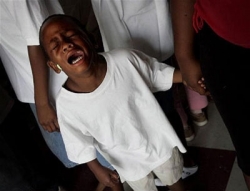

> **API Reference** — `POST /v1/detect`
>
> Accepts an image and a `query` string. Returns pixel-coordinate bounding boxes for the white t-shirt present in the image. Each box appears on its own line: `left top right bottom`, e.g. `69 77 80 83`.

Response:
91 0 174 61
57 49 186 182
0 0 67 103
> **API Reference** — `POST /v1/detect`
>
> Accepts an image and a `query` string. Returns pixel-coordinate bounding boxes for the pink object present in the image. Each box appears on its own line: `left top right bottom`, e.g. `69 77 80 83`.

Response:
185 87 208 111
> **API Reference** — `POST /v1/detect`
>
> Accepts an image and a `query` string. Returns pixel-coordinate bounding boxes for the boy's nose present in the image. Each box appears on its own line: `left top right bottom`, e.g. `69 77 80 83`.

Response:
63 43 73 52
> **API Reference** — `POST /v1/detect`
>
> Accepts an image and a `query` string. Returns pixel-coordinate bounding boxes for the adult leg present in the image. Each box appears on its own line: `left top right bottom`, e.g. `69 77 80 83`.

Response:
199 23 250 189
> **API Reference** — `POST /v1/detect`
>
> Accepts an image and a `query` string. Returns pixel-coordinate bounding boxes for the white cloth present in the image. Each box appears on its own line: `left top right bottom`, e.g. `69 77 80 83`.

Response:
0 0 67 103
91 0 174 61
57 49 186 182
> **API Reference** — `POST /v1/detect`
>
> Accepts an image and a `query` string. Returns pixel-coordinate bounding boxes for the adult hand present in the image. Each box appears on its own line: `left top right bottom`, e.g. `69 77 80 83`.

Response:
179 58 209 95
36 103 60 132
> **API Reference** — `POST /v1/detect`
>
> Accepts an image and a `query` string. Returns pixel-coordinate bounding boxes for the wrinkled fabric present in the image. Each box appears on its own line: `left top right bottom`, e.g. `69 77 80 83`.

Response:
193 0 250 48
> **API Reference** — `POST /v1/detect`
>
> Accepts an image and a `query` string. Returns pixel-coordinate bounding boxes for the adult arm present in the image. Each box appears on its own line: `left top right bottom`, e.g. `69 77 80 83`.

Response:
170 0 207 95
28 46 59 132
6 1 63 132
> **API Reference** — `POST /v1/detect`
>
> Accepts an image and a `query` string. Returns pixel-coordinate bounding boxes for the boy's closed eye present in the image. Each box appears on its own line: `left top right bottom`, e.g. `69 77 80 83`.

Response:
52 43 59 50
50 42 59 51
68 34 77 38
65 30 79 39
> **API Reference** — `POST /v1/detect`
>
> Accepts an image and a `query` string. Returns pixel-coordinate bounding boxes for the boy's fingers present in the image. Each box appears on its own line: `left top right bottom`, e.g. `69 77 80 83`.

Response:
110 172 120 183
106 179 117 188
111 171 119 178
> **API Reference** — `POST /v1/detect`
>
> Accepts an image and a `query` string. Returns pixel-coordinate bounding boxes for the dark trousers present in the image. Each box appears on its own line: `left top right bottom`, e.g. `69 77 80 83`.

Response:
198 23 250 175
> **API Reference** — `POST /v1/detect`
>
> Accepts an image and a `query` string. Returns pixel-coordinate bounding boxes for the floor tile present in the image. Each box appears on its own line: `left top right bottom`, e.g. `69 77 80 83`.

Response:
226 159 248 191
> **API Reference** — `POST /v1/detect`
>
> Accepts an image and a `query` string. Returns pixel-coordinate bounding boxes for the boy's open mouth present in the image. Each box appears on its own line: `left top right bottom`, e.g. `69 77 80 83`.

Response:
68 51 83 65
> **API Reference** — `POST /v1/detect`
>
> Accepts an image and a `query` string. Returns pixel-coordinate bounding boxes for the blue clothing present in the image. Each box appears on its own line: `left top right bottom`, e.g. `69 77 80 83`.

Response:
29 104 76 168
29 103 113 169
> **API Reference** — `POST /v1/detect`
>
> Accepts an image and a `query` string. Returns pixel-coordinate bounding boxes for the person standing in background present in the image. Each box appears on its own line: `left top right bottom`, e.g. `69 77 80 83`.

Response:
0 0 71 167
0 1 108 190
170 0 250 189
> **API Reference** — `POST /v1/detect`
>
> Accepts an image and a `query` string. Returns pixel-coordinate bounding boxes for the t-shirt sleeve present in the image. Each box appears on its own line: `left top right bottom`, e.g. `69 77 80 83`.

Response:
129 49 175 92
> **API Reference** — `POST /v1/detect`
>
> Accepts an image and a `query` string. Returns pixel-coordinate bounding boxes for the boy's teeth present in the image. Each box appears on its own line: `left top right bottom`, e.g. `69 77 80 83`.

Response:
72 56 83 64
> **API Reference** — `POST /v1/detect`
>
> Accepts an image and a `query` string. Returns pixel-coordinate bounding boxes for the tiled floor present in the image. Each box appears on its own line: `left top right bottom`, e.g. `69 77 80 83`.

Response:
124 102 248 191
189 102 248 191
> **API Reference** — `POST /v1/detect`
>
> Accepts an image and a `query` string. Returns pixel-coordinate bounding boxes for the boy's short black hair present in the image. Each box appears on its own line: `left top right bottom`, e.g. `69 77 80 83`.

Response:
39 14 96 56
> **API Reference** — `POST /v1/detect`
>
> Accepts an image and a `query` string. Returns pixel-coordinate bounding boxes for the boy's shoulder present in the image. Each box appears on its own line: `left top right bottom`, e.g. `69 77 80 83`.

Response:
107 47 134 55
105 48 147 60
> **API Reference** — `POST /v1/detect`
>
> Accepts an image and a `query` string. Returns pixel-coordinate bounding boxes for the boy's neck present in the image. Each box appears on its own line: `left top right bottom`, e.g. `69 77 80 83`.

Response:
65 55 107 93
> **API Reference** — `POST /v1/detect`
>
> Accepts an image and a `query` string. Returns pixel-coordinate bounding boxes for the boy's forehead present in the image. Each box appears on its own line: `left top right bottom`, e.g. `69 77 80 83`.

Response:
41 16 89 45
44 17 76 30
42 18 79 40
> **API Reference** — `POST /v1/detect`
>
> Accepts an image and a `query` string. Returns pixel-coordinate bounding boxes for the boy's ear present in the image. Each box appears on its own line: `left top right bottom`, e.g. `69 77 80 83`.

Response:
47 60 61 74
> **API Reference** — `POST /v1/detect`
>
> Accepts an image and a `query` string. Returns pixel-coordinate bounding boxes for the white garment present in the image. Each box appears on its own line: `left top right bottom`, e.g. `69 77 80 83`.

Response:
91 0 174 61
57 49 186 182
0 0 67 103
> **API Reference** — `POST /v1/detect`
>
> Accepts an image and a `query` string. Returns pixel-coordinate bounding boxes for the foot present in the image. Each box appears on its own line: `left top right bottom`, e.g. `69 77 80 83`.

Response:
182 165 198 179
191 112 208 127
154 165 199 186
154 178 165 187
184 126 195 142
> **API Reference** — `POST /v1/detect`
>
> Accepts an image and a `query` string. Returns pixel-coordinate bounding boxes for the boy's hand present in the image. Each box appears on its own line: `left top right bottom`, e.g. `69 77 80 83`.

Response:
88 159 120 189
95 166 120 188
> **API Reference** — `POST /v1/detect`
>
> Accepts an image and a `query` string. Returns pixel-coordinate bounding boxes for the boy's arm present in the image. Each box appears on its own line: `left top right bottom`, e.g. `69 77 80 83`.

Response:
28 45 59 132
172 69 208 93
172 69 182 83
87 159 120 188
170 0 206 95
